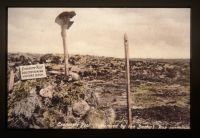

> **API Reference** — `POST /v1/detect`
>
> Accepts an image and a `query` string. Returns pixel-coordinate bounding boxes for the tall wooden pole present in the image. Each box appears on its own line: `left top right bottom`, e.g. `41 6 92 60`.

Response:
61 25 69 76
124 33 132 128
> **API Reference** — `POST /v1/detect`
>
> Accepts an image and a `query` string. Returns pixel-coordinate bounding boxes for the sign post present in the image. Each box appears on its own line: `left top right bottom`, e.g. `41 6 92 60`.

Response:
124 33 132 128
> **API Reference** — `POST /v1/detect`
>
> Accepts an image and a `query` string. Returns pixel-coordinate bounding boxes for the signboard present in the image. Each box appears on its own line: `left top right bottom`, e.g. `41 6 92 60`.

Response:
19 64 47 80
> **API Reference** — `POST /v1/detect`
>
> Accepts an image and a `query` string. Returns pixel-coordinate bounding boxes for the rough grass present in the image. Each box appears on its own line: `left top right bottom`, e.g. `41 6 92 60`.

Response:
133 83 190 108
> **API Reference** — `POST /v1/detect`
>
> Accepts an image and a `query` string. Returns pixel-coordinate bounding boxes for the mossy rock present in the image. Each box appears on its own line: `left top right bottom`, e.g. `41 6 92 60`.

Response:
104 107 116 126
85 108 105 129
72 100 90 117
42 109 65 128
53 81 86 105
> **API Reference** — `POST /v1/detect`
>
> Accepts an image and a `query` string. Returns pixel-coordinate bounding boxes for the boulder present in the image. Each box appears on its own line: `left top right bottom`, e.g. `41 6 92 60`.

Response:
68 57 76 65
39 85 54 98
85 91 99 107
52 56 62 64
85 107 105 129
40 54 62 64
68 55 81 65
72 100 90 117
40 54 53 63
104 107 115 125
69 72 80 81
19 55 32 65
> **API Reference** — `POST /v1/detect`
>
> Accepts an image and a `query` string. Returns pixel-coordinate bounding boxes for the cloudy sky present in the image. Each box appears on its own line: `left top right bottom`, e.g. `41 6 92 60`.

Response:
8 8 190 58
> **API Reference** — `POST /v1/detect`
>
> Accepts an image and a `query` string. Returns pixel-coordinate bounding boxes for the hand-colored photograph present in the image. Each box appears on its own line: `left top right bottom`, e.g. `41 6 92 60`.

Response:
7 8 190 129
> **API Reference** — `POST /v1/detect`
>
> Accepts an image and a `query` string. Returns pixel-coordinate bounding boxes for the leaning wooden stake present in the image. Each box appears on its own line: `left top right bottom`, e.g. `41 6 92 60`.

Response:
8 69 15 92
124 33 132 128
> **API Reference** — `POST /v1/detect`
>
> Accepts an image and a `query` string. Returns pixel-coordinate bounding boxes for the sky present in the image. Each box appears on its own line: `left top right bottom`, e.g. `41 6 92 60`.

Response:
8 8 190 58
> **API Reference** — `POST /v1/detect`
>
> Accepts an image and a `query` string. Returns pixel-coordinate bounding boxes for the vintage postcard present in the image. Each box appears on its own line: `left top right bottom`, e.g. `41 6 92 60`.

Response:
7 8 190 129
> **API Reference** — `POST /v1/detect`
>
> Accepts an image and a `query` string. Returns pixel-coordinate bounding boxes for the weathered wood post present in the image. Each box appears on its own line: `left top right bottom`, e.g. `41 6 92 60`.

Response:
124 33 132 128
55 11 76 76
8 69 15 92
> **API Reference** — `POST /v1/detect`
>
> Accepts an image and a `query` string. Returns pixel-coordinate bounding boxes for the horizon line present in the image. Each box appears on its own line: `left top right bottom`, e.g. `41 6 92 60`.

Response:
8 52 190 60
